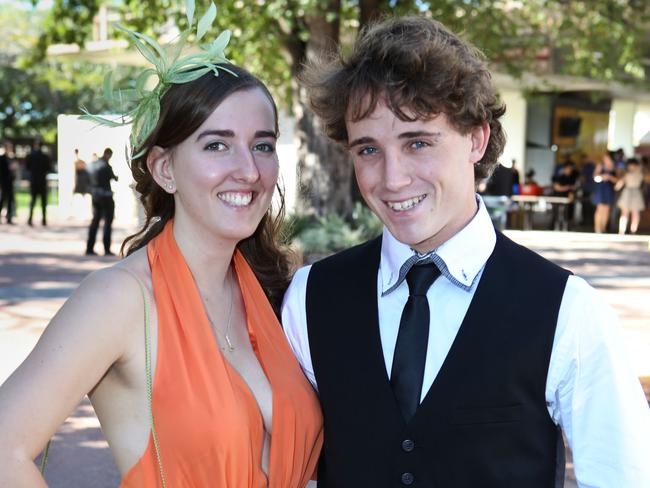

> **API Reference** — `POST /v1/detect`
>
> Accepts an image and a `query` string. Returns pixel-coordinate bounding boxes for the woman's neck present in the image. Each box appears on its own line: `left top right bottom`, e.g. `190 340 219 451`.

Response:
171 217 236 293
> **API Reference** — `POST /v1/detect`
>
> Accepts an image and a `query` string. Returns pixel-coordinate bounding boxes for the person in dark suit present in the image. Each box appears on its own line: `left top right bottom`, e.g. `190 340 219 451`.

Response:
26 141 52 226
0 141 15 225
85 148 118 255
484 162 515 197
282 16 650 487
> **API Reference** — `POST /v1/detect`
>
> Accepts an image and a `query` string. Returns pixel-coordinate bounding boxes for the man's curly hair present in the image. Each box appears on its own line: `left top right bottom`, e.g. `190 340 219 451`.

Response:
301 15 506 181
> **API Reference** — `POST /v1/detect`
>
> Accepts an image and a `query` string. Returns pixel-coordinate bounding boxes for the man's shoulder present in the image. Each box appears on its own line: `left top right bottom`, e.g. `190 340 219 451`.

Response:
496 232 572 277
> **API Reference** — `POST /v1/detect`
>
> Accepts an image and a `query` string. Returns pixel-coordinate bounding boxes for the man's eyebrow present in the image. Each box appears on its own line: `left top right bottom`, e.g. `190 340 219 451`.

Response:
348 131 442 148
398 131 442 139
348 136 376 148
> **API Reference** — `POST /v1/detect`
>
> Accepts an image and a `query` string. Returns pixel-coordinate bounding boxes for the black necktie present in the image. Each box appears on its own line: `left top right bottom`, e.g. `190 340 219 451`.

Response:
390 263 441 421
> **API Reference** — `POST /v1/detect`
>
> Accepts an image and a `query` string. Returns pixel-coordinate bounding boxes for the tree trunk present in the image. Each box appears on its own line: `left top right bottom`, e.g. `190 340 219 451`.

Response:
359 0 385 28
294 83 353 217
290 0 355 218
283 0 384 218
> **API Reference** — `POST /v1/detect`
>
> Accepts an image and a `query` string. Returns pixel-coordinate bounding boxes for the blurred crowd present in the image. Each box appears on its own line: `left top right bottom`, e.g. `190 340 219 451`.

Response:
481 150 650 234
0 142 118 255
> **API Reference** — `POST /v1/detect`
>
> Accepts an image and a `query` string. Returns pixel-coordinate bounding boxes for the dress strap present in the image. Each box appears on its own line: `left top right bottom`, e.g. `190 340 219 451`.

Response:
115 267 167 487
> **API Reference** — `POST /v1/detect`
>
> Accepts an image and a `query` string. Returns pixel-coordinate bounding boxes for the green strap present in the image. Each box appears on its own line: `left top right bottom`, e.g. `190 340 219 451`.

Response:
136 277 167 488
39 271 166 486
39 439 51 474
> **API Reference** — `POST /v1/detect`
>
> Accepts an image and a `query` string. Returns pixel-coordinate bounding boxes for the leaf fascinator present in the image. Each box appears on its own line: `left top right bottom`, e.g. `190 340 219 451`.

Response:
80 0 233 159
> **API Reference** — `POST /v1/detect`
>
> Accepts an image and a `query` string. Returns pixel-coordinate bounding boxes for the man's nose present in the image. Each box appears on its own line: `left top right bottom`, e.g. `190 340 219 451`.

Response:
383 150 411 192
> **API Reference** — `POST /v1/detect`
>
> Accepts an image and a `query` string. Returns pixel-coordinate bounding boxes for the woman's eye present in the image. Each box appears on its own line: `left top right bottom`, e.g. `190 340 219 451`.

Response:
358 146 378 156
205 141 227 151
410 140 430 150
253 142 275 153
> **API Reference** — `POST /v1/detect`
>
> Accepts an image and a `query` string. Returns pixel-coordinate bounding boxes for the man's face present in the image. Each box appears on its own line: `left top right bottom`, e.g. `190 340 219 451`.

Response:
346 100 489 253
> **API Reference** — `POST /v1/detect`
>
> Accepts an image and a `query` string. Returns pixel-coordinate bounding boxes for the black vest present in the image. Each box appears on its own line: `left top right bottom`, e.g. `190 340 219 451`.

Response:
306 232 571 487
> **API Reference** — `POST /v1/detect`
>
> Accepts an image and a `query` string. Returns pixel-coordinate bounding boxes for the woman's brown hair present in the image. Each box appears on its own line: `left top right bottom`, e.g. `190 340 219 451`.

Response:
301 15 506 181
121 64 290 315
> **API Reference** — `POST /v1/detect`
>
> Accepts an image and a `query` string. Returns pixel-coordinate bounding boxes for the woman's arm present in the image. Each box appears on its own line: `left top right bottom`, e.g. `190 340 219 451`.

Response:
593 163 603 178
0 267 142 486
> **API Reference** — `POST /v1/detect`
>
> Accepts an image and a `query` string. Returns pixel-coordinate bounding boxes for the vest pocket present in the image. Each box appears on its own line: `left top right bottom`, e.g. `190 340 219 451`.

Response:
450 404 522 425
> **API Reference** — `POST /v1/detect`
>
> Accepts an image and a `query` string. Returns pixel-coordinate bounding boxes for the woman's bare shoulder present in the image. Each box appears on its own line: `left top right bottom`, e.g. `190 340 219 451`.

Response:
71 248 152 327
112 247 153 293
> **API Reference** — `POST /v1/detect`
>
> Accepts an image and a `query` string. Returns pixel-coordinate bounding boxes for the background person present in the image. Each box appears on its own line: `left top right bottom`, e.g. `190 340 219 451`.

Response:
85 147 118 256
26 140 52 227
592 152 618 233
73 148 91 196
617 158 645 234
550 161 578 230
0 140 15 225
578 153 596 227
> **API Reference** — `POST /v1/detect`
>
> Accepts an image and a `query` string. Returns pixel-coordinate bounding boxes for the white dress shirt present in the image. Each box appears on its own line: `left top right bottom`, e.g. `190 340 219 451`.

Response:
282 196 650 488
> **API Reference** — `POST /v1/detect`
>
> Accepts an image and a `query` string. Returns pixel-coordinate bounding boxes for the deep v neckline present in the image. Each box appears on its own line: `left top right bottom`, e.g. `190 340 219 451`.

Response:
121 220 322 488
202 254 276 477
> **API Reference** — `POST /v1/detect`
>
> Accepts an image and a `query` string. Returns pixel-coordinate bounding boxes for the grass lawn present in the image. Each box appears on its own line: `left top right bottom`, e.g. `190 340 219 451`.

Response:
14 187 59 211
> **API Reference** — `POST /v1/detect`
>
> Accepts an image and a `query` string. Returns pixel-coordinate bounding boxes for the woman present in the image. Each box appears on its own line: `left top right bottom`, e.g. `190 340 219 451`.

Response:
617 158 646 234
0 65 322 487
591 152 618 233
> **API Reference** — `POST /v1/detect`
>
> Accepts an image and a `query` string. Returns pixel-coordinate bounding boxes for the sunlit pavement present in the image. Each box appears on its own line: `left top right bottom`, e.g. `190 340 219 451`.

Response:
1 219 648 487
1 216 130 487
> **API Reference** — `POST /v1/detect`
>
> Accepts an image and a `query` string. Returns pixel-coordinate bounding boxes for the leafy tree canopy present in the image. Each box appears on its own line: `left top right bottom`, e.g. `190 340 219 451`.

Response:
25 0 650 108
0 1 139 142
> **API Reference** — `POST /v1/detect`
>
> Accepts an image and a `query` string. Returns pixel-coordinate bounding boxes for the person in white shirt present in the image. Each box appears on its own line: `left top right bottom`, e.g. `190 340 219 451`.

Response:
282 15 650 488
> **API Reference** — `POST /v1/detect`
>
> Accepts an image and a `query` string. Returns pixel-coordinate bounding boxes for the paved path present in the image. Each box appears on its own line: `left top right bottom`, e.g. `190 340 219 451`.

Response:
1 221 648 487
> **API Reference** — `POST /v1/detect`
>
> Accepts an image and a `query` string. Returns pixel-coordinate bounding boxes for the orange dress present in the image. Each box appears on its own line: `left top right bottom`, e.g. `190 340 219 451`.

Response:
121 221 323 487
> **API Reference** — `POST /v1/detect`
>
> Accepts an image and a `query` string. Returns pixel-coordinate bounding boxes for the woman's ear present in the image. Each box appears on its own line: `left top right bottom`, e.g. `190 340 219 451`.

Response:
147 146 176 193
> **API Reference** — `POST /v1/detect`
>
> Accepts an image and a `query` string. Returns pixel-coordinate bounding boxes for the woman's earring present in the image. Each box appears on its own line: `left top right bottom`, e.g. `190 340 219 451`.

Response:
167 182 174 192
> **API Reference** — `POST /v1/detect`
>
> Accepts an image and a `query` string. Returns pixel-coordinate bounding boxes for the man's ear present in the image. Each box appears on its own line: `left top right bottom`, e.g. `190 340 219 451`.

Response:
469 122 490 165
147 146 176 193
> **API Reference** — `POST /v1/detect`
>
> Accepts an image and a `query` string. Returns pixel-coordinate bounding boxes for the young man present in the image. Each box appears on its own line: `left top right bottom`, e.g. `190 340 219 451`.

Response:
282 16 650 487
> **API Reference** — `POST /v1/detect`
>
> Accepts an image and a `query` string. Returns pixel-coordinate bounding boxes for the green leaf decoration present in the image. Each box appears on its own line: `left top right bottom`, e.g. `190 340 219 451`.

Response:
114 88 145 104
79 111 124 128
197 3 217 42
210 30 231 55
131 94 162 149
132 31 167 70
80 0 233 161
168 31 190 66
186 0 195 28
103 71 114 103
115 24 161 71
168 67 212 84
135 68 157 96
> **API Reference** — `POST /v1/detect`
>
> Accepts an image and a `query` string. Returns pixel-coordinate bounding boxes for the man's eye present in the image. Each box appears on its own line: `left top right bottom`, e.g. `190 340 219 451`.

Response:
410 140 430 150
205 142 227 151
358 146 378 156
253 142 275 153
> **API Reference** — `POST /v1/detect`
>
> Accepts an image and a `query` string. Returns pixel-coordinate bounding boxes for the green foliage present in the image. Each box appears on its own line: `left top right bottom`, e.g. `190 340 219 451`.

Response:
0 3 139 142
6 0 650 150
28 0 100 61
0 59 138 142
291 202 382 254
538 0 650 83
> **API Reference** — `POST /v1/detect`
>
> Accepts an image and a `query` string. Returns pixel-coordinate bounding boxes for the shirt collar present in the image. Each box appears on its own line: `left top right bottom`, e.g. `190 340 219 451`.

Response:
379 194 496 293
